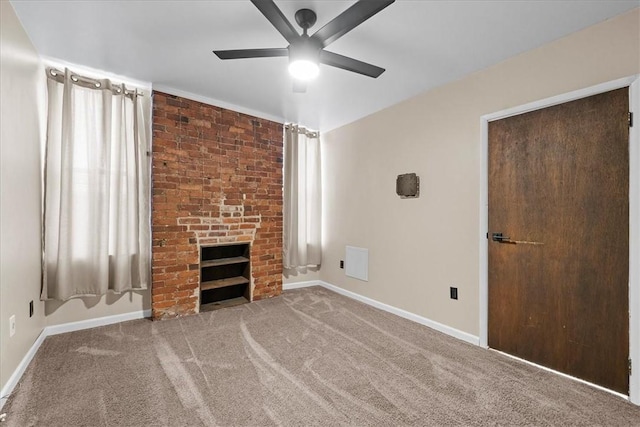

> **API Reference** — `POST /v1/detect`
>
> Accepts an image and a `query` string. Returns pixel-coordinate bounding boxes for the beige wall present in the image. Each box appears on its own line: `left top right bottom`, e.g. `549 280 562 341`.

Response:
321 9 640 337
43 292 150 325
0 3 151 393
0 1 47 391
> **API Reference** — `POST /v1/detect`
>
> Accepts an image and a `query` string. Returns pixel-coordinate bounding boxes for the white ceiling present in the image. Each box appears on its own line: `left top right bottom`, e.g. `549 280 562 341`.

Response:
10 0 639 131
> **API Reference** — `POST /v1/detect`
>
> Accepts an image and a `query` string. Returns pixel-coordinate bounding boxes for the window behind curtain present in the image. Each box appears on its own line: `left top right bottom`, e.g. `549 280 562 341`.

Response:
283 125 322 269
42 68 150 300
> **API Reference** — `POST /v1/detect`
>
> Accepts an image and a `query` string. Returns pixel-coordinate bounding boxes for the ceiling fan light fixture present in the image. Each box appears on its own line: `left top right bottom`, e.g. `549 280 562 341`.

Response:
213 1 395 88
288 59 319 81
288 37 321 81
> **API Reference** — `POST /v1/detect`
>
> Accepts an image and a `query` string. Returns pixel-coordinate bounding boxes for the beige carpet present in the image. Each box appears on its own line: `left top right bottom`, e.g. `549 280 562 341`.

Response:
3 286 640 426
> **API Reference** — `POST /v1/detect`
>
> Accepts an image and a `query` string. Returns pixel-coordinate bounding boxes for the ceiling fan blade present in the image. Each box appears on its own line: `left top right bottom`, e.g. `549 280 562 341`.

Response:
250 0 299 44
320 51 385 78
293 80 307 93
311 0 395 48
213 48 288 60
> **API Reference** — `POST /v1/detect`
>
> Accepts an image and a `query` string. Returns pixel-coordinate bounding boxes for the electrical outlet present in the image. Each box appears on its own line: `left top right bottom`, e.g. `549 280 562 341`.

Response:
340 260 344 269
450 287 458 300
9 315 16 337
29 300 34 318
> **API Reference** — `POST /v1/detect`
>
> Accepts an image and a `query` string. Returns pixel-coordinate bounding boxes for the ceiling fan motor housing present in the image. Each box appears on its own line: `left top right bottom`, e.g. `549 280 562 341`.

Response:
290 9 320 66
289 36 322 64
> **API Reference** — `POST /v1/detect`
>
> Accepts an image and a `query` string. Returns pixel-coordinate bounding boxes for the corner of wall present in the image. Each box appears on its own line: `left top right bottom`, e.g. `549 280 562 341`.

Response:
0 0 47 396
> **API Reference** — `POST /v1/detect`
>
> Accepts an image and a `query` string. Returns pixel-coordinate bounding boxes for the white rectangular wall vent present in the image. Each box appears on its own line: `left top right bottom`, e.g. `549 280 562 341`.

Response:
345 246 368 282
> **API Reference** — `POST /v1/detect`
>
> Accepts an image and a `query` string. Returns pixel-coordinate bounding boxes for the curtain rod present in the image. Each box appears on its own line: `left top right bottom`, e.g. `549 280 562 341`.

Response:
285 124 319 138
46 67 144 98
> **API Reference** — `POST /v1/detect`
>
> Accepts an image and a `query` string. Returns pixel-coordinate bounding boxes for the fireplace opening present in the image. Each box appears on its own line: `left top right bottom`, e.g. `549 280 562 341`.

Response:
200 243 251 311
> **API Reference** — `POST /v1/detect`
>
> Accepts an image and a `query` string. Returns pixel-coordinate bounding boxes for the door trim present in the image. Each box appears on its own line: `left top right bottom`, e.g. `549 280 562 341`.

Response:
479 75 640 404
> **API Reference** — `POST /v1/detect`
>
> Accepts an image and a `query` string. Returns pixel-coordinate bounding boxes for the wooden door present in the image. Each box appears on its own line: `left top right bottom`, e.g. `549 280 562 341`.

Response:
488 88 630 394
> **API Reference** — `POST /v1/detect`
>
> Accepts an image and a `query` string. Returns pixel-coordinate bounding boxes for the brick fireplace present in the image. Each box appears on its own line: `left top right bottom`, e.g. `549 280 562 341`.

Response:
151 92 283 319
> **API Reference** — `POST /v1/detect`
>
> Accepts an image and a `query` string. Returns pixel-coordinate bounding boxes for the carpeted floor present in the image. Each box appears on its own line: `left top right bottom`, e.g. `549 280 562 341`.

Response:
3 286 640 426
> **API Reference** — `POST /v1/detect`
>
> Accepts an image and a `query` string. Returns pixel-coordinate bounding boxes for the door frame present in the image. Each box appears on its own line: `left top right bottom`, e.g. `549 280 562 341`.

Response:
479 75 640 404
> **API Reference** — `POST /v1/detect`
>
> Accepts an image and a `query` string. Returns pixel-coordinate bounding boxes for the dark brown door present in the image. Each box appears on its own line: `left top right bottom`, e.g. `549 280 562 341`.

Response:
488 88 630 394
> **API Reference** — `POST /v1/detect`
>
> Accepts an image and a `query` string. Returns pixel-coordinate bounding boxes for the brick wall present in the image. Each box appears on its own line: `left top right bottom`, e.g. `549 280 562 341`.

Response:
151 91 283 319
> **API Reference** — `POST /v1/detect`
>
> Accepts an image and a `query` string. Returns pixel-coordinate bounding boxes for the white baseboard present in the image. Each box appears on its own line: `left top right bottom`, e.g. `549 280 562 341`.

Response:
283 280 480 346
45 309 151 336
282 280 321 290
0 329 47 410
0 309 150 410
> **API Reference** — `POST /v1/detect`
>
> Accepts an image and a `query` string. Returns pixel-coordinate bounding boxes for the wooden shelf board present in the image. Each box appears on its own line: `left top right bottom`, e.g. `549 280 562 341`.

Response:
200 297 249 312
200 276 249 291
201 256 249 268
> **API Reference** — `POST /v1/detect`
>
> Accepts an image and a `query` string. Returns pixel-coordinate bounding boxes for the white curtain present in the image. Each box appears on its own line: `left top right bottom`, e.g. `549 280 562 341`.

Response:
283 125 322 269
42 68 150 300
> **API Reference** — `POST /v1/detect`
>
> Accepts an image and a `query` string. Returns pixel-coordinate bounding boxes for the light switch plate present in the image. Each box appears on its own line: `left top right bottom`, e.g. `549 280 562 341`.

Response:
9 315 16 337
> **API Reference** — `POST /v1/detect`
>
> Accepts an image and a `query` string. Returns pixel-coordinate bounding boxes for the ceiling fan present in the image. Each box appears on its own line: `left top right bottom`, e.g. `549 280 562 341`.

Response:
213 0 395 92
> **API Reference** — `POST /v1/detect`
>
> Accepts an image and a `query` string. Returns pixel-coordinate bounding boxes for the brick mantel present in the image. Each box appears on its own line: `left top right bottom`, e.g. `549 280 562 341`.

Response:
151 92 283 319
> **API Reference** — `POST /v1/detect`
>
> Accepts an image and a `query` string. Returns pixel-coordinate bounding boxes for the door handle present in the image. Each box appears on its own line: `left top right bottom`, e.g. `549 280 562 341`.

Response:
492 233 514 243
492 232 543 245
